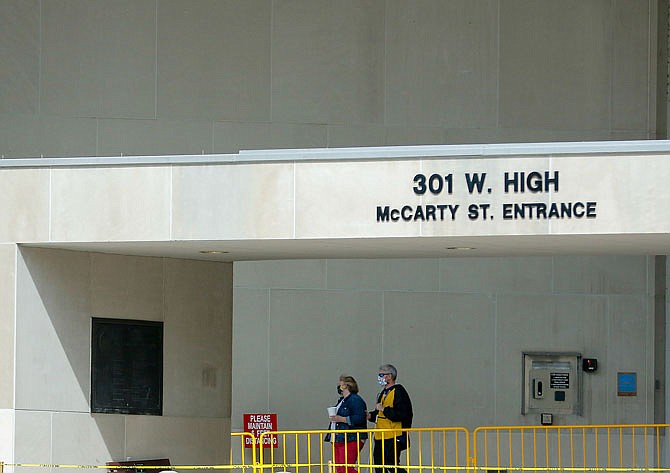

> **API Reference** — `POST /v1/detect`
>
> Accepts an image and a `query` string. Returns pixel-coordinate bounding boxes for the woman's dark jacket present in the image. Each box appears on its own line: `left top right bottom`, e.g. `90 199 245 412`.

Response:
334 392 368 443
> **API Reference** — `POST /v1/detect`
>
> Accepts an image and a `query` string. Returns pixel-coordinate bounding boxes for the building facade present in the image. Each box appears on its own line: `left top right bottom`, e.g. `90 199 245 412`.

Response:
0 0 668 468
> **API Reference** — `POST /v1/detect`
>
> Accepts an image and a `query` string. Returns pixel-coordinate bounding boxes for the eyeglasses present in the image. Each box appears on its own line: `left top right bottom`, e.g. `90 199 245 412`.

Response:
378 373 391 377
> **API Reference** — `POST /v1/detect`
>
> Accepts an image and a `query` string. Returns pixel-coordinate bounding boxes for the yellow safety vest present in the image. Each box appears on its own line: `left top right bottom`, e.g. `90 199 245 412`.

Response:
374 387 403 440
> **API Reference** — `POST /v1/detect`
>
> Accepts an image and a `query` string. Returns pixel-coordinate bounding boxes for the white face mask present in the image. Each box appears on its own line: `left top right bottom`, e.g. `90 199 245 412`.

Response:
378 376 387 387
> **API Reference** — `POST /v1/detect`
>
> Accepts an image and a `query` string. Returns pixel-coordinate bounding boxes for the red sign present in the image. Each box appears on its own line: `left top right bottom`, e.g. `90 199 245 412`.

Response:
243 413 278 448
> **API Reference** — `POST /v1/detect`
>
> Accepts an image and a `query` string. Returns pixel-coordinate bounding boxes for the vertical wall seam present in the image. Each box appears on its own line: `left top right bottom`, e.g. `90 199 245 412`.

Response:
496 0 501 128
606 294 611 421
12 246 18 415
162 256 167 321
646 0 656 138
159 257 166 428
269 1 274 122
437 256 441 292
645 256 650 421
663 0 670 139
38 0 42 114
324 260 328 289
548 156 553 234
665 256 670 423
420 160 425 237
154 0 158 120
649 258 653 422
124 416 128 460
647 0 652 137
380 291 385 362
607 0 616 136
292 163 296 238
383 0 388 126
267 288 271 410
50 412 54 465
48 169 52 240
493 292 498 422
168 166 173 240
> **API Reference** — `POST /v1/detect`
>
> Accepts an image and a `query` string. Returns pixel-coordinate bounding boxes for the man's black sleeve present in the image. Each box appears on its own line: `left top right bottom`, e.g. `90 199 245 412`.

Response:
381 385 413 427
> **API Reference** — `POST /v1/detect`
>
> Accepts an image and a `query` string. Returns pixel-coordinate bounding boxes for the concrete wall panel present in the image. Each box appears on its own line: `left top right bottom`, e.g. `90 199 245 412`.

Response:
157 0 270 121
233 256 654 429
0 410 14 464
15 248 91 412
608 295 653 423
326 125 388 148
495 293 609 425
268 289 383 429
90 253 164 320
14 410 50 470
499 0 611 130
554 256 650 295
272 0 385 124
326 258 439 291
0 1 658 157
386 0 498 128
163 259 232 418
172 163 294 240
41 0 156 119
439 257 554 294
549 155 670 234
385 126 446 146
231 288 270 427
233 260 326 290
0 114 98 159
612 0 652 132
99 118 214 157
0 246 16 409
52 413 125 468
213 122 327 155
50 167 171 242
384 291 496 428
125 416 230 465
294 160 423 238
0 0 39 115
0 169 49 243
14 249 232 464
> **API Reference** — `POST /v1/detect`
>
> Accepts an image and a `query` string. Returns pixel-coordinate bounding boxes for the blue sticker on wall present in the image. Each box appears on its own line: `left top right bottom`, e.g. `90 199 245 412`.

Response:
617 372 637 396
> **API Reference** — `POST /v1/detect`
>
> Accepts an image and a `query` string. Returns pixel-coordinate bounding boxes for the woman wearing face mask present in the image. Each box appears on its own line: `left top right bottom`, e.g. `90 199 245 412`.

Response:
328 375 368 473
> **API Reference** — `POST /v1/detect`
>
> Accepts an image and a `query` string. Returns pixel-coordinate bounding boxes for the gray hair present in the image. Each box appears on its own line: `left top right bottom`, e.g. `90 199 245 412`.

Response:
379 363 397 380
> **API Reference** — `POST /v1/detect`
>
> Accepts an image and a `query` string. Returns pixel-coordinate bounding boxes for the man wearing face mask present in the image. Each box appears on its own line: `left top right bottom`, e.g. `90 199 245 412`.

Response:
367 364 413 473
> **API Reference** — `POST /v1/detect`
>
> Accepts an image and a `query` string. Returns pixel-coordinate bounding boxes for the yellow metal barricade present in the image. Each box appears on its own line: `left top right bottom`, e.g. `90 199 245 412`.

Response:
9 424 670 473
257 427 469 473
231 432 257 472
473 424 670 473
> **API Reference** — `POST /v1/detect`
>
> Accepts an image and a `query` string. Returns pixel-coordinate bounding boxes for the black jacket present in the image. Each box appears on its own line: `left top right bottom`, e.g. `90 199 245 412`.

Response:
368 384 413 429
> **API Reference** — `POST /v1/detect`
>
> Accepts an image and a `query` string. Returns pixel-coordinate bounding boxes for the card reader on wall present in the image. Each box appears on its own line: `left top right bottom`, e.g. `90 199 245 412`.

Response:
582 358 598 372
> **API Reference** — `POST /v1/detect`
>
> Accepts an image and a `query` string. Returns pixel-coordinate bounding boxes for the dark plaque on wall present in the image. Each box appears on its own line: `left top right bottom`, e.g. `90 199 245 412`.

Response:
91 318 163 415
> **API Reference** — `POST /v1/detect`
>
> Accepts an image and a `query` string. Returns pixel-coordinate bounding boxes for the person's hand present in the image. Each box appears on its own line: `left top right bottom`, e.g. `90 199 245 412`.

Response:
376 403 384 412
366 411 371 421
330 415 346 423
